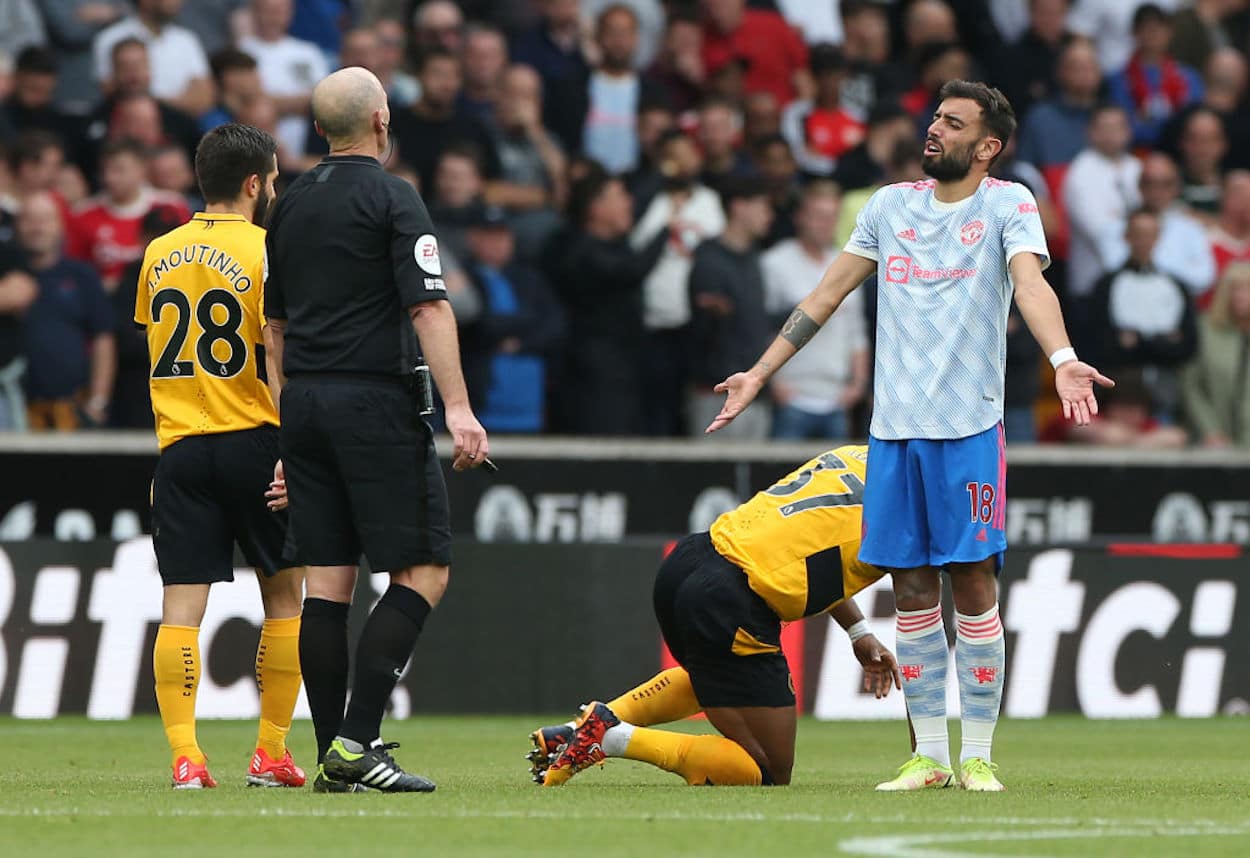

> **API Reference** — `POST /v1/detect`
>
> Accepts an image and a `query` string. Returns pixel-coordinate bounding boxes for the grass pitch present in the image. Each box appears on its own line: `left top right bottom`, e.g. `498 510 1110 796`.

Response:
1 716 1246 857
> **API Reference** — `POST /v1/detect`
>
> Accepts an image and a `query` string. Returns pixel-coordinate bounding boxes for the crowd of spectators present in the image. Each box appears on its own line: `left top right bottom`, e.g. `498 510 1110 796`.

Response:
1 0 1249 448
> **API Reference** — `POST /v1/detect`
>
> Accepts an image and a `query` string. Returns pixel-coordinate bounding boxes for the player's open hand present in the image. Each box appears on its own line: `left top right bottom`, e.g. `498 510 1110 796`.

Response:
446 403 489 471
852 635 903 699
1055 361 1115 426
705 371 765 434
266 459 288 511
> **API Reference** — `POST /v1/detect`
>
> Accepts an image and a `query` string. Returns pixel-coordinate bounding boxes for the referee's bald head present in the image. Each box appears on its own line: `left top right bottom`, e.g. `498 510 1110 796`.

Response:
312 66 388 147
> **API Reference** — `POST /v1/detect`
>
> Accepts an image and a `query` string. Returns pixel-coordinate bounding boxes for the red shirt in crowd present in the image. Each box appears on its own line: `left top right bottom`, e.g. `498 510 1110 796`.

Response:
803 108 866 160
67 189 190 289
1209 228 1250 309
702 10 808 106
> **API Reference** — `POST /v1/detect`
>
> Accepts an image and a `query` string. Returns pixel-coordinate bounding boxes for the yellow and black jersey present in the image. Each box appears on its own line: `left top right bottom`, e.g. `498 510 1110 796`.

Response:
135 213 277 450
709 444 883 621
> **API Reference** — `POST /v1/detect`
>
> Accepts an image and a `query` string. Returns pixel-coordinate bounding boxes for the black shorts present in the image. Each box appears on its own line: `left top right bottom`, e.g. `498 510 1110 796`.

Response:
653 532 795 709
152 425 296 585
279 376 451 572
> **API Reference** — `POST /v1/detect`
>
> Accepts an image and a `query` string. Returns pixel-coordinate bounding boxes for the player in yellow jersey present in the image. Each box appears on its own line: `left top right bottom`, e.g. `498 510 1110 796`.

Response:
530 445 902 787
137 124 307 790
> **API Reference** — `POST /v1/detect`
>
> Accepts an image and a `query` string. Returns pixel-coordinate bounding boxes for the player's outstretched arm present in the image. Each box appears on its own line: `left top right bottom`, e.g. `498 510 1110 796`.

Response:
830 599 901 699
1010 252 1114 427
705 251 876 433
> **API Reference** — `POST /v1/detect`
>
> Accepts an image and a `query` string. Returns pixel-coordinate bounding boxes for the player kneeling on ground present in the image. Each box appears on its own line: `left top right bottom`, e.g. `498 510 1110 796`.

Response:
139 123 306 790
529 445 900 787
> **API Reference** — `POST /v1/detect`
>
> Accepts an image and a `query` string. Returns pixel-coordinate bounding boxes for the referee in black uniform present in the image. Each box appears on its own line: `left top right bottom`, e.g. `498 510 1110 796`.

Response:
264 66 489 793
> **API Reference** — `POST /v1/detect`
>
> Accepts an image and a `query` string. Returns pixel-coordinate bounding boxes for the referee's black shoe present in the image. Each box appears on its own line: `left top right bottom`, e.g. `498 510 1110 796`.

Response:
323 738 437 792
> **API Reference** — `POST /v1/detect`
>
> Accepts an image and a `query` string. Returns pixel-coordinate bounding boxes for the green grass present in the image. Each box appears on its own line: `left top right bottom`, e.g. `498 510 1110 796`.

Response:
1 716 1247 857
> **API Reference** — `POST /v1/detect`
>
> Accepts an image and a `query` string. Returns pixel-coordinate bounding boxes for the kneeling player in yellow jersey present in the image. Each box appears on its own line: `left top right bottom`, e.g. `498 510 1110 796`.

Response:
530 445 901 787
137 124 306 790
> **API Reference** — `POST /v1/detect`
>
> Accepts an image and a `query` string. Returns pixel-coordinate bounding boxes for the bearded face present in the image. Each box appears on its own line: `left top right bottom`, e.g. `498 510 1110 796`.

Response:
922 134 976 182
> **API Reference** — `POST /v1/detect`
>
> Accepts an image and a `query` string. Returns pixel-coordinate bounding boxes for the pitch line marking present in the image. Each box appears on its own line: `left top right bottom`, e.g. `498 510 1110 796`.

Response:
838 824 1250 858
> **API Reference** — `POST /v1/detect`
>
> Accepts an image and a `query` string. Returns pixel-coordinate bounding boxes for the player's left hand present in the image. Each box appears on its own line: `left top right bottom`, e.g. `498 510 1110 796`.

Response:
1055 360 1115 426
266 460 289 511
706 370 765 433
852 635 902 699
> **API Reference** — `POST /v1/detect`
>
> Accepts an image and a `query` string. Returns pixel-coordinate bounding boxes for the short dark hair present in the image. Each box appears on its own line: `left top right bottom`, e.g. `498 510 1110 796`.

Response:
438 141 484 174
111 36 147 64
1127 206 1160 224
936 79 1017 160
751 132 792 159
567 167 614 226
1132 3 1171 31
99 137 148 164
210 49 257 83
656 128 694 151
719 175 771 215
194 123 278 204
16 45 58 75
7 129 63 170
417 46 458 72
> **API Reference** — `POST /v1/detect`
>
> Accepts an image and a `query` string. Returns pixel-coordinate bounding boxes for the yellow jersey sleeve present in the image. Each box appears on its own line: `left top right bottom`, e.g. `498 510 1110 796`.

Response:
710 444 884 621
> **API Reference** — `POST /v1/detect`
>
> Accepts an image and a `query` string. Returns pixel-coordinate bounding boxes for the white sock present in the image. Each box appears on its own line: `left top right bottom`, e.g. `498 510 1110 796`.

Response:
911 716 950 767
601 721 635 757
961 720 995 764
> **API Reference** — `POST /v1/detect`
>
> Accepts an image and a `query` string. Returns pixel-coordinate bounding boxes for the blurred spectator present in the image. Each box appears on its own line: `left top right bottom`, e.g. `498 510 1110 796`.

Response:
902 0 959 60
780 44 865 178
412 0 466 55
1089 207 1197 421
1016 37 1102 191
994 0 1071 118
832 101 916 192
110 205 183 428
390 47 500 195
1068 0 1184 75
373 17 420 107
841 0 907 121
459 23 508 122
67 138 190 292
1105 4 1202 148
239 0 330 159
105 93 166 150
6 129 73 227
700 0 811 106
575 5 665 175
512 0 592 152
1062 103 1140 303
990 0 1032 43
753 133 800 246
484 64 567 259
0 245 35 429
620 95 674 213
176 0 249 56
583 0 664 69
2 46 89 172
546 171 667 434
37 0 128 113
1159 47 1250 171
428 143 486 263
200 49 263 132
1183 261 1250 446
1050 366 1187 446
630 129 724 436
93 0 214 117
1177 106 1227 217
1104 152 1215 299
17 191 116 430
901 41 972 121
338 26 380 71
1169 0 1240 71
643 7 705 114
1209 170 1250 306
147 143 201 210
460 205 565 433
774 0 842 46
696 96 754 195
743 92 781 148
90 38 201 165
762 182 869 440
289 0 351 58
687 176 774 439
0 0 45 63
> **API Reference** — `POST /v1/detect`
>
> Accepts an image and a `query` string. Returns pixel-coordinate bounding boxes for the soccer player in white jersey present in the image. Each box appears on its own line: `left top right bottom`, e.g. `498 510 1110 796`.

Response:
705 80 1114 792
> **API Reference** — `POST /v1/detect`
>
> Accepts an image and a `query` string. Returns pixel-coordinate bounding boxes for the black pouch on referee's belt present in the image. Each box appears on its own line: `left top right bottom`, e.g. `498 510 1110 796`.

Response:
407 363 436 415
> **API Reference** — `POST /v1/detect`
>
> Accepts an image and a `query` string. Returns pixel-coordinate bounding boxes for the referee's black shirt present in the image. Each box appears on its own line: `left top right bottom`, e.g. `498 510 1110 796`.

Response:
264 155 448 377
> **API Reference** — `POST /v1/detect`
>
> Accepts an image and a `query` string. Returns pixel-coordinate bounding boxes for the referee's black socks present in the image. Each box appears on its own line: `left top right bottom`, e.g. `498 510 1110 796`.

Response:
339 584 432 746
300 597 350 763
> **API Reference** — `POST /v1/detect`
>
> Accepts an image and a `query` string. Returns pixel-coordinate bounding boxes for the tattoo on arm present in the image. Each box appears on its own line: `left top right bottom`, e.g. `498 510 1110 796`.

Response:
780 308 822 349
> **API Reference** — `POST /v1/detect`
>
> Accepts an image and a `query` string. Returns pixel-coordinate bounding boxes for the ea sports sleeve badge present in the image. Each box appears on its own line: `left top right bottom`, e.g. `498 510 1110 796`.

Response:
415 234 442 276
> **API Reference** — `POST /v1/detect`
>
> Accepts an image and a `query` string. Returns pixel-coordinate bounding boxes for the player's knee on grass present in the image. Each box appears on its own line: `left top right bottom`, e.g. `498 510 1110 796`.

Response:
891 568 941 612
392 564 449 607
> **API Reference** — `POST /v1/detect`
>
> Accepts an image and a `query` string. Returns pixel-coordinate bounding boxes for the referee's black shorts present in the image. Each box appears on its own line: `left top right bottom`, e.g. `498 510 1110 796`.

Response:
279 375 451 572
152 425 296 585
653 532 795 709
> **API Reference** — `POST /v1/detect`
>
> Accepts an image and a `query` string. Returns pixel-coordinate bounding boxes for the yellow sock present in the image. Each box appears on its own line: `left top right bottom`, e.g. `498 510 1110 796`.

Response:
607 668 701 726
255 616 302 759
622 727 762 786
153 624 203 766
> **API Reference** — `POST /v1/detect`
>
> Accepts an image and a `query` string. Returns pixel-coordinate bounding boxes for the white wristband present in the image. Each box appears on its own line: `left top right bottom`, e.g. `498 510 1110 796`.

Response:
1049 347 1077 369
846 619 871 642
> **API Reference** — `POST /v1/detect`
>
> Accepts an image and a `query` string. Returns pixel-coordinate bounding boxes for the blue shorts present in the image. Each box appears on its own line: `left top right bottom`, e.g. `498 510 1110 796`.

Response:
860 424 1007 571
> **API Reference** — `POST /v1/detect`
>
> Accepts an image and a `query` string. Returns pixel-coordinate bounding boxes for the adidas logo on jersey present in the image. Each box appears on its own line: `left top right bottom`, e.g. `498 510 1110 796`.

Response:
896 228 917 241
